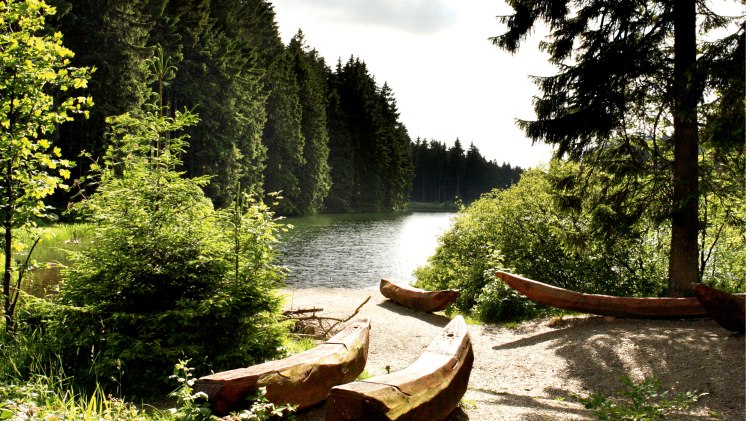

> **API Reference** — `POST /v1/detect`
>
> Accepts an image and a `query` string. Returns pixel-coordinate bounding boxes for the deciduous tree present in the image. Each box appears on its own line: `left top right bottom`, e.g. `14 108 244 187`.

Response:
0 0 91 332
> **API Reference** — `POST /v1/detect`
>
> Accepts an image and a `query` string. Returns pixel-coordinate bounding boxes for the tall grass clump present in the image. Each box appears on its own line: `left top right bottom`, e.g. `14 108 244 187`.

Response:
0 328 149 420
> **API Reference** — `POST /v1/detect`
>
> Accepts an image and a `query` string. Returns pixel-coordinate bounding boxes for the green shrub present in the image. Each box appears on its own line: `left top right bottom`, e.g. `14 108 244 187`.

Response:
415 163 669 322
17 94 288 397
473 276 543 323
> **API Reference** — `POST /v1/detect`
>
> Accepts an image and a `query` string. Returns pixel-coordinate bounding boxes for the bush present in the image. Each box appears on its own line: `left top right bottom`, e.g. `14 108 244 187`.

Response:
473 277 543 323
415 163 669 322
17 98 288 397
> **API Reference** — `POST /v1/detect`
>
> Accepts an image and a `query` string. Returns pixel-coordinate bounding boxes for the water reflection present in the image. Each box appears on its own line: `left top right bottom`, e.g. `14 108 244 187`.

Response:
279 212 455 289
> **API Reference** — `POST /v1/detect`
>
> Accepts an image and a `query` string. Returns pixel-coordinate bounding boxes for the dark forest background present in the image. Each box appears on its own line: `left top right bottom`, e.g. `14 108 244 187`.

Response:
48 0 521 215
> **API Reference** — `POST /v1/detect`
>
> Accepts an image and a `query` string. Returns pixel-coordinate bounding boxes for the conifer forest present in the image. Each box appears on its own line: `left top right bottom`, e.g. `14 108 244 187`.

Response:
49 0 521 216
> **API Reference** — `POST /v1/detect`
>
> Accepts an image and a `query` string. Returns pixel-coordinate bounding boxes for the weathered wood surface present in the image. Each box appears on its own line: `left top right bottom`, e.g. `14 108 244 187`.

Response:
325 316 473 421
195 318 371 414
379 278 459 313
496 271 708 319
693 283 746 333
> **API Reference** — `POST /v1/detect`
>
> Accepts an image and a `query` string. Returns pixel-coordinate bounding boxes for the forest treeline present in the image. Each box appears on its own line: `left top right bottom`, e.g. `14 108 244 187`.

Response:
48 0 515 215
411 138 522 204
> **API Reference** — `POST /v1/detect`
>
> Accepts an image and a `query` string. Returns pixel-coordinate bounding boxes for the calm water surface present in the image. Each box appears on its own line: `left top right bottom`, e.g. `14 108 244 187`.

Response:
279 212 455 289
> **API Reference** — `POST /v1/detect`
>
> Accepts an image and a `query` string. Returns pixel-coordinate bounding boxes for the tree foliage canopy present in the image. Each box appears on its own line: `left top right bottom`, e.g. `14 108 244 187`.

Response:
492 0 745 294
1 0 92 331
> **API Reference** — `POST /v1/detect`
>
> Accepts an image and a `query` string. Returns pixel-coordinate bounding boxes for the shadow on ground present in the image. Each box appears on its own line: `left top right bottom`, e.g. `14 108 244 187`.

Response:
483 316 745 419
376 299 451 327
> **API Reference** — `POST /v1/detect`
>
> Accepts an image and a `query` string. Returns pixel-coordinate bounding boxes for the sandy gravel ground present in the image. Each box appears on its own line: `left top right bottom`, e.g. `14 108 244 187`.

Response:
281 288 745 421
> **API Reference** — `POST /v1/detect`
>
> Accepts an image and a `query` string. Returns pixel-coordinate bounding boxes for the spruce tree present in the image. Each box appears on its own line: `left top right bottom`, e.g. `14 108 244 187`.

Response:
51 0 155 179
165 0 268 206
493 0 745 295
229 0 305 215
376 83 414 210
324 61 356 212
289 30 331 214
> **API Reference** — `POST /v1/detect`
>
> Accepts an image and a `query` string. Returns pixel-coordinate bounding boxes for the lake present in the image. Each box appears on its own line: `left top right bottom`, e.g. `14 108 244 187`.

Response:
279 212 456 289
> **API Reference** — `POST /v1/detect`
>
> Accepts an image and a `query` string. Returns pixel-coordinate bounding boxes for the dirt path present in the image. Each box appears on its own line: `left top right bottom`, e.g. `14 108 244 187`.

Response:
282 288 745 420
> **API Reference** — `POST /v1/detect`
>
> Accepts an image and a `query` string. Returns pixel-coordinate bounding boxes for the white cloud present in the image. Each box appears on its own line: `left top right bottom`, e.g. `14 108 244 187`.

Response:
272 0 555 168
276 0 457 34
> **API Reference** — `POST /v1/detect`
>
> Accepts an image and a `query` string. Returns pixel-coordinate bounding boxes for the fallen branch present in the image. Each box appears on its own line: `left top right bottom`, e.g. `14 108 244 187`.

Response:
283 308 324 316
293 316 347 322
322 296 371 337
284 296 371 339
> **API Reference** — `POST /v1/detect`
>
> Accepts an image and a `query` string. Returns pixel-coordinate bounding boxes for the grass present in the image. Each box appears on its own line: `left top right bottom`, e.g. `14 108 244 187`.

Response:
355 370 373 381
0 334 295 420
281 334 319 356
13 223 92 266
0 328 154 420
2 223 92 297
459 398 478 411
0 381 155 420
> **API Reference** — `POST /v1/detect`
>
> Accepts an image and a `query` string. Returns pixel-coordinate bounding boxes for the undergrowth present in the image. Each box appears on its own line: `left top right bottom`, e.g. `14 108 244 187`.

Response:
573 375 705 420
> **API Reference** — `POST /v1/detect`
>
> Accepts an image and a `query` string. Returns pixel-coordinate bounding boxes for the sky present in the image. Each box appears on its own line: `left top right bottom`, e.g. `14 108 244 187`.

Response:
271 0 556 169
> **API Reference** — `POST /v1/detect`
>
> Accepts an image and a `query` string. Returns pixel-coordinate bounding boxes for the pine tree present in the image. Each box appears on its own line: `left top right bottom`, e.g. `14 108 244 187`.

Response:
51 0 155 180
492 0 745 295
324 60 355 212
289 30 331 214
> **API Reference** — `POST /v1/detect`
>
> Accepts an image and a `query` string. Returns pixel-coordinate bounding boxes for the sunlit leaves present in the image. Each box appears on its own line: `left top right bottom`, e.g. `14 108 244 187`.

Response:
1 0 92 329
415 164 672 322
59 91 287 394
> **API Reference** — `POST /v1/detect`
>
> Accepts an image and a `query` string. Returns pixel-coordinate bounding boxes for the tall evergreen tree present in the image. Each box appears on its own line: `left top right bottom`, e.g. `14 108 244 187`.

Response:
337 57 384 211
426 139 448 202
328 58 414 212
447 139 465 200
164 0 268 206
492 0 745 295
410 137 428 202
289 30 331 214
376 83 414 210
50 0 156 179
260 48 304 215
463 143 484 202
324 60 356 212
229 0 304 215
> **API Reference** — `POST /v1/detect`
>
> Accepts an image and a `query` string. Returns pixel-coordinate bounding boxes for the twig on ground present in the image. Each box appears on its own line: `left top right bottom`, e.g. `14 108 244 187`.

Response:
285 296 371 339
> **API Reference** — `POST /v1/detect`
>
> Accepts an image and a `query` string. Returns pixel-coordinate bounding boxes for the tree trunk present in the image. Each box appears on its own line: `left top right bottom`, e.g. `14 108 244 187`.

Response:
3 224 11 332
668 0 700 296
